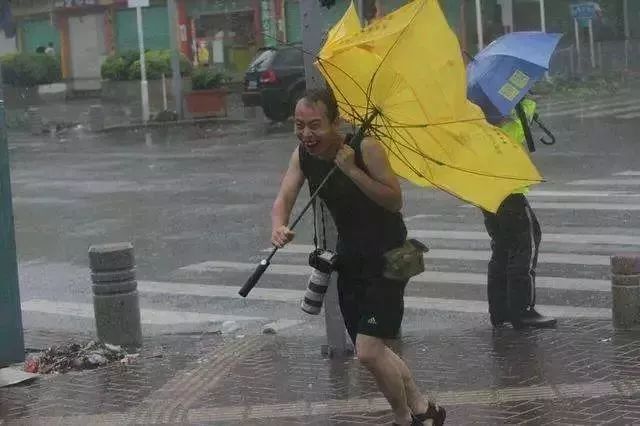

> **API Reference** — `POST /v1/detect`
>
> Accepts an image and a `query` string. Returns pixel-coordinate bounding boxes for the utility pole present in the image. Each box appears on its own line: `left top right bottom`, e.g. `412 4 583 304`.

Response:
129 0 150 122
300 0 325 91
0 65 25 367
299 0 353 357
167 0 183 118
623 0 630 69
135 5 150 123
475 0 483 51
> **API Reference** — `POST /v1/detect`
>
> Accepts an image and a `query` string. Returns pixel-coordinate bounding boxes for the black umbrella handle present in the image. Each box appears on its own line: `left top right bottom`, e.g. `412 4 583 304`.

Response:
515 102 536 153
533 113 556 145
238 249 275 297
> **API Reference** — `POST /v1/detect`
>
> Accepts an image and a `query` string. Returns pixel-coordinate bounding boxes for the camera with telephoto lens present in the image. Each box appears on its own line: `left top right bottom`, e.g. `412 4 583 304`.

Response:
300 249 338 315
308 248 338 274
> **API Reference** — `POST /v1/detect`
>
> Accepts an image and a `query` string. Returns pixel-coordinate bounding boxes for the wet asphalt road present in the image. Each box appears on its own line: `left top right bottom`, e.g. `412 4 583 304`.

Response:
7 92 640 337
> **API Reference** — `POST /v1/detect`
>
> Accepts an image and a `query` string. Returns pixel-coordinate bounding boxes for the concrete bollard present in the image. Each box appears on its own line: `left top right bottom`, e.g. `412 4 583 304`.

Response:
88 242 142 349
27 107 42 135
611 254 640 330
88 104 105 132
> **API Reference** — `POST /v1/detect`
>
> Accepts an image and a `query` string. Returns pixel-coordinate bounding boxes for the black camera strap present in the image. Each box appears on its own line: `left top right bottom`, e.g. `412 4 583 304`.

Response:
310 185 328 251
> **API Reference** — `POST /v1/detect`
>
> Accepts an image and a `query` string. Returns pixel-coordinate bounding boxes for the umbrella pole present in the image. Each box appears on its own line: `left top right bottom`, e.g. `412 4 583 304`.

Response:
515 102 536 153
239 109 379 297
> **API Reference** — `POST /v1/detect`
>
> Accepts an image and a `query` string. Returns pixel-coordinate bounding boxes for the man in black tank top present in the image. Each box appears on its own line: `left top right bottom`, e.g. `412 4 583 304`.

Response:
270 88 445 426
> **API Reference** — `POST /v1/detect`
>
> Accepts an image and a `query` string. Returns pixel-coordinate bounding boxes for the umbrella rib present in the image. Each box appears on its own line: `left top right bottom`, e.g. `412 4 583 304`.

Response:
374 117 472 201
377 113 436 179
316 59 370 125
376 112 543 183
380 114 513 128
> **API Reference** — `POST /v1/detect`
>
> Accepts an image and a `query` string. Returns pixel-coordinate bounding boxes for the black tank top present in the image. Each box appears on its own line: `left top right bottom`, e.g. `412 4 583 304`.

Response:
298 135 407 257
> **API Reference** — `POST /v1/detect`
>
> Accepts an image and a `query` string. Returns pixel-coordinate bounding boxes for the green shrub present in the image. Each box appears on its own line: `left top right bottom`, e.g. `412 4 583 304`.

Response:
155 49 192 76
0 53 61 87
191 68 226 90
100 55 128 81
128 50 171 80
101 49 192 81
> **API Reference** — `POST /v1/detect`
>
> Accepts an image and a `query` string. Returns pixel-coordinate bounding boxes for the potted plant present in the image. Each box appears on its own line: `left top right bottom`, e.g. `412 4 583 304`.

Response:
184 68 228 118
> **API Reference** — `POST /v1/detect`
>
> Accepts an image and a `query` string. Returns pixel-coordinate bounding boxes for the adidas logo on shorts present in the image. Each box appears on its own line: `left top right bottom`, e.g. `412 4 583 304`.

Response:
368 316 378 325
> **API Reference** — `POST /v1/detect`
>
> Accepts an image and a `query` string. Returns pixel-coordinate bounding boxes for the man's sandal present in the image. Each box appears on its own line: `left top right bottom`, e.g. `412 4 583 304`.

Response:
412 402 446 425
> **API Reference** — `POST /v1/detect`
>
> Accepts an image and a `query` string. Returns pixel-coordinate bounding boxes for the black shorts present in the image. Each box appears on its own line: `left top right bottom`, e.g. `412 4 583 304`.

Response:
337 268 408 345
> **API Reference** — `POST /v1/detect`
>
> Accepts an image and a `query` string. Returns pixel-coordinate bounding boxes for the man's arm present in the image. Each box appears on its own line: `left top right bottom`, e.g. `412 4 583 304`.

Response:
271 146 305 247
335 137 402 212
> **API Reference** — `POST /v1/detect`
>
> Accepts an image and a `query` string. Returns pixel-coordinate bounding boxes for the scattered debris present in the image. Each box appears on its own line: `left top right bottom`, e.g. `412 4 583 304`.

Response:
24 341 134 374
120 354 140 365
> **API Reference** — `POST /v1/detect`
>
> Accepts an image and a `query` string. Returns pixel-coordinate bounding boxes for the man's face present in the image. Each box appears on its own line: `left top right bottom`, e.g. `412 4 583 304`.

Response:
294 99 338 158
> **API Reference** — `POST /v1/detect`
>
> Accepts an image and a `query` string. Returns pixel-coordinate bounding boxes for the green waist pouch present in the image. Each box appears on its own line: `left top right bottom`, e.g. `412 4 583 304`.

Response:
382 239 429 281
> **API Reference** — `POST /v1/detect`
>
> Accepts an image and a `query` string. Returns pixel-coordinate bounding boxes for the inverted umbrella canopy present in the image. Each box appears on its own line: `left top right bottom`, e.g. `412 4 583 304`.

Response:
315 0 543 213
467 31 563 122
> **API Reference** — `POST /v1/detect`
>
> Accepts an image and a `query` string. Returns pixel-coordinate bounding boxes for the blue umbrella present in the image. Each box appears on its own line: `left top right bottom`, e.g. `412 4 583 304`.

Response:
467 31 562 124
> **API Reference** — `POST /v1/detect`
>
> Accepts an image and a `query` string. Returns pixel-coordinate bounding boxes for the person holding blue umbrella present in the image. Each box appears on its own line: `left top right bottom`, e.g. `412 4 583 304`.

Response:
467 31 562 329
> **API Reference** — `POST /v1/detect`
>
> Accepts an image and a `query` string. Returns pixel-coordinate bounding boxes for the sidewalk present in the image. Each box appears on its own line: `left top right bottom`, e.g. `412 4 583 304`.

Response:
5 91 262 130
3 319 640 425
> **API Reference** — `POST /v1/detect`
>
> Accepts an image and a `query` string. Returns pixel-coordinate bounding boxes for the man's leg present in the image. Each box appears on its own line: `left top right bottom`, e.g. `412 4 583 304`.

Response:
382 343 427 415
483 209 509 327
356 334 413 425
355 273 446 424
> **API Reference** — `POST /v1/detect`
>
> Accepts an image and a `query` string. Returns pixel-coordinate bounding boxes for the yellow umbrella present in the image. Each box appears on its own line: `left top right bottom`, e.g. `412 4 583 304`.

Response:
315 0 543 213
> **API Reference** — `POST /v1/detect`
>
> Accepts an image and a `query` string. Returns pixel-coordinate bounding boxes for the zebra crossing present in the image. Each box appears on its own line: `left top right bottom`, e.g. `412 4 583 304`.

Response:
19 169 640 335
539 93 640 121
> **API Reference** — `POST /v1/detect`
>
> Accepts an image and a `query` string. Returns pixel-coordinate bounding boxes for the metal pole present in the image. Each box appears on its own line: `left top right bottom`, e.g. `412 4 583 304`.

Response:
0 64 25 366
299 0 352 357
597 41 602 70
136 6 150 123
623 0 630 68
475 0 483 51
539 0 549 79
167 0 183 118
501 0 513 33
588 18 596 69
574 18 582 74
623 0 630 39
162 73 168 110
538 0 546 32
357 0 365 26
569 44 575 75
300 0 325 90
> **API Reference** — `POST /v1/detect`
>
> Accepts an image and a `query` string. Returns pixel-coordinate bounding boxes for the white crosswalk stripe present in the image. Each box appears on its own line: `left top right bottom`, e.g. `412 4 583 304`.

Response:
539 96 640 120
568 178 640 186
262 244 611 266
20 169 640 331
614 171 640 176
176 261 611 292
21 299 269 325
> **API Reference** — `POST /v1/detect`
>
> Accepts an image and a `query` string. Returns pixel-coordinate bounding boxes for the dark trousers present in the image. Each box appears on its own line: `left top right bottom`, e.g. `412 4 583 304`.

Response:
482 193 541 320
